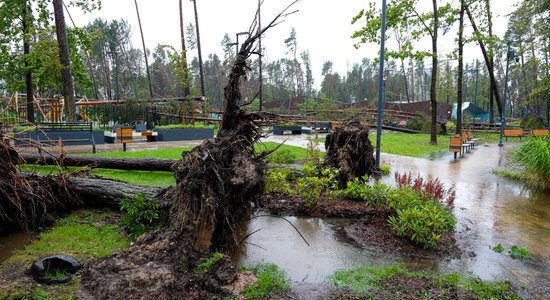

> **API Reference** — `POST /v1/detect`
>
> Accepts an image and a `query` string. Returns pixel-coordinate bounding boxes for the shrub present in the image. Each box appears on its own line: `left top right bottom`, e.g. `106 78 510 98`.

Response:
268 148 297 164
338 178 388 206
265 168 293 195
119 193 161 239
508 245 532 260
511 136 550 190
388 200 456 249
520 116 545 129
295 166 339 207
394 172 455 209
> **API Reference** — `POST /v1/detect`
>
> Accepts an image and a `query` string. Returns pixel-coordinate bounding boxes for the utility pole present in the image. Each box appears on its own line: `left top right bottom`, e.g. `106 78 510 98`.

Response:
191 0 205 97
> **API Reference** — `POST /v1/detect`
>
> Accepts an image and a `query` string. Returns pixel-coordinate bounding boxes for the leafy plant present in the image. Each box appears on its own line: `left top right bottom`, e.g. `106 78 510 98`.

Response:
196 252 225 273
394 172 455 208
492 243 505 253
511 136 550 190
508 245 532 260
265 168 293 195
379 164 391 175
119 193 161 239
306 133 321 161
268 148 297 164
295 166 339 207
243 263 289 299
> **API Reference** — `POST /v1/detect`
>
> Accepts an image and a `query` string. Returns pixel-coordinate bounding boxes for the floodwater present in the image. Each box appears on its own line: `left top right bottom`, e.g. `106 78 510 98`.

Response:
0 231 34 263
235 139 550 298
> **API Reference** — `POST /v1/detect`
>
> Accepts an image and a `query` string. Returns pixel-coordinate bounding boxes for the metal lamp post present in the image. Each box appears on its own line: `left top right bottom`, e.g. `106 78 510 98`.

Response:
499 41 515 147
375 0 388 169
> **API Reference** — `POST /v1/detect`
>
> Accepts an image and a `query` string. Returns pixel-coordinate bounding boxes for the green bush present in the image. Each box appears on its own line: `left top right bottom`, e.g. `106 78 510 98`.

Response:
338 178 388 206
520 116 545 129
511 136 550 190
508 245 532 260
268 148 297 164
265 168 293 195
294 166 339 207
388 200 456 249
119 193 161 239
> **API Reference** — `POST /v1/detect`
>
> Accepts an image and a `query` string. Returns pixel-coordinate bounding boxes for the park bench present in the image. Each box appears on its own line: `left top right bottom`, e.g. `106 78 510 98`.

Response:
531 129 549 137
449 133 472 159
35 122 96 153
467 130 479 147
503 129 524 142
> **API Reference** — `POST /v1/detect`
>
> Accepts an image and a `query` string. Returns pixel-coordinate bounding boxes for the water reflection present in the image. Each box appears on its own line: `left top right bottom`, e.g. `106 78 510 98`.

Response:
0 231 34 263
236 143 550 297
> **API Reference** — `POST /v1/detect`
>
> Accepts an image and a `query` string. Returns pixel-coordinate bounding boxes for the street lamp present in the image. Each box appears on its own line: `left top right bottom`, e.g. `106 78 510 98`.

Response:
235 32 250 56
375 0 387 169
499 41 517 147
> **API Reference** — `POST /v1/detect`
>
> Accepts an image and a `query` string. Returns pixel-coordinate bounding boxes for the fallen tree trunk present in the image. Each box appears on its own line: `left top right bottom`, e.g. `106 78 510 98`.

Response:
20 153 177 171
19 173 164 209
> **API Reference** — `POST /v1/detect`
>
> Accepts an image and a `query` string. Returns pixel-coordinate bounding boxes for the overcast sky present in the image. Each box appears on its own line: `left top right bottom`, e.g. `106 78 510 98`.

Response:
69 0 519 88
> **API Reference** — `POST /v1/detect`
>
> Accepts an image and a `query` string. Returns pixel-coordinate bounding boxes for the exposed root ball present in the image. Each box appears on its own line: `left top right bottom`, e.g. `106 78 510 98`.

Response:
0 133 74 233
324 120 377 187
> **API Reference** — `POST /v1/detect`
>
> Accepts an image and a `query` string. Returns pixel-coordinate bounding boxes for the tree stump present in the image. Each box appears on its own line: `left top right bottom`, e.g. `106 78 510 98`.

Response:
324 120 377 187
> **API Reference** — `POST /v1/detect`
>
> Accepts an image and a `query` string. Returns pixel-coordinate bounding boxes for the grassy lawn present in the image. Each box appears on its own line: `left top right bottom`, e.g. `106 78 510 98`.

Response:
369 133 448 158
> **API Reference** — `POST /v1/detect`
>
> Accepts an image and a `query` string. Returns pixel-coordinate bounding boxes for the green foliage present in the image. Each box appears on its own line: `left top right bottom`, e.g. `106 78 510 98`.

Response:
388 199 456 249
119 193 161 239
243 263 289 299
265 168 293 196
508 245 532 260
338 178 388 206
196 252 225 273
268 148 297 164
492 243 505 253
154 123 216 129
379 164 391 175
306 134 321 161
330 264 520 299
511 136 550 190
31 287 47 300
520 116 545 129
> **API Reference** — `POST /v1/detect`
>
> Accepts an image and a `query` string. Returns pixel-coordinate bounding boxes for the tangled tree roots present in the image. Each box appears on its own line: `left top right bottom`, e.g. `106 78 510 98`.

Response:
0 133 74 233
78 4 299 297
324 120 377 187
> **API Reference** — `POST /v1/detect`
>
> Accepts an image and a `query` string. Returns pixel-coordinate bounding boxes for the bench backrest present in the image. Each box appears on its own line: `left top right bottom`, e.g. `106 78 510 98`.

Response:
503 129 523 137
532 129 549 136
449 136 462 152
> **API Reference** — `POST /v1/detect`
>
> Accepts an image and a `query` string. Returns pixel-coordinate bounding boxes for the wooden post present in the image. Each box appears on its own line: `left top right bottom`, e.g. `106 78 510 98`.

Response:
116 126 133 152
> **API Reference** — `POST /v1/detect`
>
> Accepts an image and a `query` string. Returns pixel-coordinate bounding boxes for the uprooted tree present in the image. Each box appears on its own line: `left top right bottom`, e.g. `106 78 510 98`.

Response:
76 4 299 298
324 120 378 187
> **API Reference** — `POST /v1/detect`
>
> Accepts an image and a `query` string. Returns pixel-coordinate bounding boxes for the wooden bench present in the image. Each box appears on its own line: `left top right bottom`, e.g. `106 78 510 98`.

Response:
503 129 524 142
466 130 479 148
35 122 96 153
461 131 473 153
449 136 462 159
531 129 549 137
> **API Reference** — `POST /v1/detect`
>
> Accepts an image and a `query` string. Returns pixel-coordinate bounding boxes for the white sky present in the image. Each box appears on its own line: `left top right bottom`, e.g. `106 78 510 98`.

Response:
67 0 519 88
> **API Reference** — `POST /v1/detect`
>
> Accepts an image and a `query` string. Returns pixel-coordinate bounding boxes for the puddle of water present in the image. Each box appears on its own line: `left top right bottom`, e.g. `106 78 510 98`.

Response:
232 215 395 282
0 231 34 263
236 143 550 297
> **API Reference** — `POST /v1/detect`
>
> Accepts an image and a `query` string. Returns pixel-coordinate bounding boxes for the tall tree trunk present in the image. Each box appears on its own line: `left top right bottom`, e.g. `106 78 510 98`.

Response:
53 0 75 121
429 0 439 145
134 0 154 98
23 0 35 123
456 0 464 134
191 0 206 97
485 0 496 123
465 5 503 119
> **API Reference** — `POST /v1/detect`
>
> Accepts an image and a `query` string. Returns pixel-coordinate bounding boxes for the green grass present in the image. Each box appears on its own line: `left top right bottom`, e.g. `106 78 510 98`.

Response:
511 137 550 190
492 169 524 181
79 147 193 159
330 264 520 299
19 165 175 187
369 133 449 158
1 210 129 300
196 252 225 273
242 263 290 299
6 213 129 265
